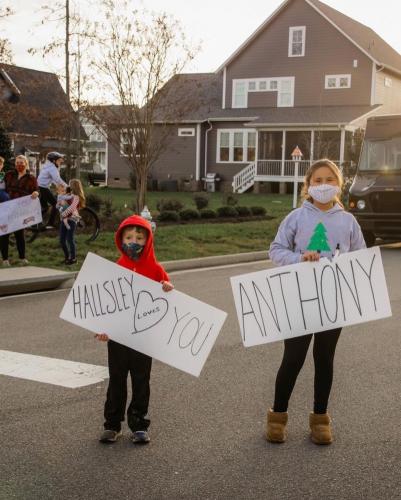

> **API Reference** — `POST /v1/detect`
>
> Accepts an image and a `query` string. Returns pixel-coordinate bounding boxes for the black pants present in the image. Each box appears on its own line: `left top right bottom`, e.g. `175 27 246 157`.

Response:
39 187 57 226
59 220 76 260
0 230 25 260
104 340 152 432
273 328 341 414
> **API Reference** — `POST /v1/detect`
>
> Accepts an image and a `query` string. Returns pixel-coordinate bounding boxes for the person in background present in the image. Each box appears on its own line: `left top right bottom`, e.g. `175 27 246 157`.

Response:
59 179 85 265
266 159 365 446
0 155 39 266
37 151 67 227
0 156 10 203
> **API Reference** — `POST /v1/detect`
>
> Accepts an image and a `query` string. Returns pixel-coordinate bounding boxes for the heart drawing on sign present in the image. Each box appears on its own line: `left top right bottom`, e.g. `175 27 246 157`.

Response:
132 290 169 333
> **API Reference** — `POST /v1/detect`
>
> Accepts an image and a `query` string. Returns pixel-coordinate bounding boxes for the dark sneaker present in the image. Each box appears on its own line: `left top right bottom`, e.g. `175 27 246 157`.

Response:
131 431 150 444
66 258 77 265
99 429 122 443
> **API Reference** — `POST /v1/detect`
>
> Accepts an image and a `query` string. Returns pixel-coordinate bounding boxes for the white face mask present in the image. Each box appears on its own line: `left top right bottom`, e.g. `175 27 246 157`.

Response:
308 184 340 204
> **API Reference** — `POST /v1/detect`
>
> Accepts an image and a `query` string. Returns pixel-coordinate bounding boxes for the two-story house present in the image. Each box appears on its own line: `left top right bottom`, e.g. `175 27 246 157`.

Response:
106 0 401 192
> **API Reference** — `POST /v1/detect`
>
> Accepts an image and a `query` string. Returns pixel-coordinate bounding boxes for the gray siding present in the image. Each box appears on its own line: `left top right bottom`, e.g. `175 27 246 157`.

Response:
107 124 201 188
107 142 131 187
151 124 197 182
225 0 372 108
374 69 401 114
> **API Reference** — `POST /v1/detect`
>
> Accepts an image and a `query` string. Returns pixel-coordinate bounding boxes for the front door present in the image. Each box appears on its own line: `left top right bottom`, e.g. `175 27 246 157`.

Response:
258 131 282 159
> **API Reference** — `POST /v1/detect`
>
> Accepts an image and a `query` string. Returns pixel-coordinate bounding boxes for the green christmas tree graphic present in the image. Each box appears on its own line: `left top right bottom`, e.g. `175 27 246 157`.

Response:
306 222 331 252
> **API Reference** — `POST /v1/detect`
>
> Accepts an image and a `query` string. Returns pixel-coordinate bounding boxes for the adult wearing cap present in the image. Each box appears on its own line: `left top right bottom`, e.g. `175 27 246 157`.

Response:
37 152 68 227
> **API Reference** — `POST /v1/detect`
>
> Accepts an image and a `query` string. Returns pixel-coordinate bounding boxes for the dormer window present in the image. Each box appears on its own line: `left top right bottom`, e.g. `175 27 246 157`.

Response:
289 26 306 57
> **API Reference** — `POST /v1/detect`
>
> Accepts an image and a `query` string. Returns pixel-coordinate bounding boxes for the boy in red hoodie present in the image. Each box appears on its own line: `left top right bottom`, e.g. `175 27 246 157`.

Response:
95 215 173 444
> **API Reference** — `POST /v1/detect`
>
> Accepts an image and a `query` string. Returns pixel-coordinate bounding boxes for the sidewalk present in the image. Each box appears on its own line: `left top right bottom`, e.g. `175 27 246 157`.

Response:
0 250 268 297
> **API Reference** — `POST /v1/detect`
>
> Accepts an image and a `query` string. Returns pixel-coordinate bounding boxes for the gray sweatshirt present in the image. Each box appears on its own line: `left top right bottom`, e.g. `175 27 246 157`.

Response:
269 201 366 266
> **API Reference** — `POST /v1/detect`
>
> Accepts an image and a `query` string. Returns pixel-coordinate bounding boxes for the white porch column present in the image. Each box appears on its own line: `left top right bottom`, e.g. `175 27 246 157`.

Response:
281 130 286 176
339 128 346 166
310 130 315 163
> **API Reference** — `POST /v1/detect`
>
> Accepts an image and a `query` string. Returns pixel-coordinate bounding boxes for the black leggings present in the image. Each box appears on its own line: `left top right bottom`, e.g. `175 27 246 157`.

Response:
273 328 341 414
0 230 25 260
104 340 152 432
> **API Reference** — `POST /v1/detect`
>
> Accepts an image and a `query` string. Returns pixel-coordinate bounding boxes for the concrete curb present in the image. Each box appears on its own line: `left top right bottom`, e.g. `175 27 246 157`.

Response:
0 250 268 297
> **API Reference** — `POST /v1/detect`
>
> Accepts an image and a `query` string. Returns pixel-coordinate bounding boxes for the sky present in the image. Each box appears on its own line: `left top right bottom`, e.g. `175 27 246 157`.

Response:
2 0 401 78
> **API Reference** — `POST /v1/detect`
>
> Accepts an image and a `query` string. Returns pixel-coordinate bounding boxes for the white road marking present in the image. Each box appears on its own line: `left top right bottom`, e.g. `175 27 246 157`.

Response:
0 350 109 388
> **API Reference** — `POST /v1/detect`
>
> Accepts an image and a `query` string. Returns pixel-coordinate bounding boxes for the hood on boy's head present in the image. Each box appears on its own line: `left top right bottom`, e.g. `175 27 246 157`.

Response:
115 214 154 260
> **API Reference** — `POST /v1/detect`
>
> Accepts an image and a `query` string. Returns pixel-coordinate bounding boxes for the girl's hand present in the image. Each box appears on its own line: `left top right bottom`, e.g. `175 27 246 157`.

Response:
31 191 39 199
161 280 174 292
94 333 109 341
301 251 320 262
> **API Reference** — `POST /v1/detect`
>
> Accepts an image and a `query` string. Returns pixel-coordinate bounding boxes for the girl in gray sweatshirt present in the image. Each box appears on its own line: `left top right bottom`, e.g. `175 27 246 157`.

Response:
266 159 366 446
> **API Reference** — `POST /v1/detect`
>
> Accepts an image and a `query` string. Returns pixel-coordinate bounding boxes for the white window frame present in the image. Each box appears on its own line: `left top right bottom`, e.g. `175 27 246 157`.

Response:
384 77 392 88
288 26 306 57
120 129 133 156
178 128 195 137
216 129 257 164
232 77 294 108
325 74 351 89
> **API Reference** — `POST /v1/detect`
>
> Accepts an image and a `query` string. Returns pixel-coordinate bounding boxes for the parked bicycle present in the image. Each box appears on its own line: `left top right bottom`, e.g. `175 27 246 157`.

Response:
27 204 100 243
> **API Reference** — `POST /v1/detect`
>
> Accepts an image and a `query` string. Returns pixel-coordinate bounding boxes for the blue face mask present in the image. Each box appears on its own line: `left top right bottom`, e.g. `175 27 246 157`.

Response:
122 242 144 261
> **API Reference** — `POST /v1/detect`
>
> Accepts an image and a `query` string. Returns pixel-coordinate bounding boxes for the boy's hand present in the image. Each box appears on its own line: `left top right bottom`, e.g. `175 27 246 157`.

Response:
161 280 174 292
94 333 109 341
301 251 320 262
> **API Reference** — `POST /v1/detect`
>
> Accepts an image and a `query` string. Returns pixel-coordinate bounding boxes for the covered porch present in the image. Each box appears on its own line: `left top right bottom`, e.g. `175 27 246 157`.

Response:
233 127 356 193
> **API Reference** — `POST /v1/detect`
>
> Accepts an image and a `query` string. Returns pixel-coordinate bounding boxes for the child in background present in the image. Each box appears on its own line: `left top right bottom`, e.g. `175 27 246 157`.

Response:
267 159 365 445
56 184 74 229
95 214 174 445
59 179 85 265
0 156 10 203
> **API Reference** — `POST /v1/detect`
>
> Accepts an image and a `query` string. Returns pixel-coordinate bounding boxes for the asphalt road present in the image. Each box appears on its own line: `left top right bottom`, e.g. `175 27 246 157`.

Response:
1 249 400 500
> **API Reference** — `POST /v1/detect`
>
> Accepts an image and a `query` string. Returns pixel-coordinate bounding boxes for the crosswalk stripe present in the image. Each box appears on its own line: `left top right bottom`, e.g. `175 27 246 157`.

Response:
0 350 109 388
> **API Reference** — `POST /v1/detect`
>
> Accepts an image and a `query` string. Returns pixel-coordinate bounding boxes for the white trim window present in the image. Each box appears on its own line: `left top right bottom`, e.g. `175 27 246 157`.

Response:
232 77 294 108
178 128 195 137
384 77 392 88
217 129 257 163
325 74 351 89
288 26 306 57
232 80 247 108
120 130 133 156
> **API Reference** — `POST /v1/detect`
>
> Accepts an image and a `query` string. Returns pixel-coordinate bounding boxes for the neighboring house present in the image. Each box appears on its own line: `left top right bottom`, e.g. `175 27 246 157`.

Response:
0 63 86 173
105 0 401 192
81 118 107 173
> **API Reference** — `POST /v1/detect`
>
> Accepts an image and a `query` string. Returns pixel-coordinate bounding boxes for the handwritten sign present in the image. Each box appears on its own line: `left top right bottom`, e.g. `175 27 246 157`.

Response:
0 195 42 235
230 247 392 347
60 252 227 377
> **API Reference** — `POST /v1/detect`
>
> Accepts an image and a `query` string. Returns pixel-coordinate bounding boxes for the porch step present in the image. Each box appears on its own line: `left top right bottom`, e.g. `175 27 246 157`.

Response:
236 179 255 194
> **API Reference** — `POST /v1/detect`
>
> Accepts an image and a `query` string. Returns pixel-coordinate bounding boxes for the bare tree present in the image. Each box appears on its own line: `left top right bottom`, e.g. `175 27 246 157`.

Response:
0 6 14 64
87 0 199 212
29 1 93 179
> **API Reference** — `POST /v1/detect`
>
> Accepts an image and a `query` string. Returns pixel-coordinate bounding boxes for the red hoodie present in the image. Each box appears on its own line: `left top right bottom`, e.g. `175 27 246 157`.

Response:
115 214 169 283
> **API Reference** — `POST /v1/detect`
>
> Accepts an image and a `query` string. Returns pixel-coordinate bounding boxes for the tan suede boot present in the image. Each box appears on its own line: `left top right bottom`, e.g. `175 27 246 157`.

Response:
309 412 333 445
266 409 288 443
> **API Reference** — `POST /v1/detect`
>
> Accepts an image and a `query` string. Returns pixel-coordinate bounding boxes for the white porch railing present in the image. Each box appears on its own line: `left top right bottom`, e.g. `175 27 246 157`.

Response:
256 159 312 178
232 159 342 193
232 161 256 194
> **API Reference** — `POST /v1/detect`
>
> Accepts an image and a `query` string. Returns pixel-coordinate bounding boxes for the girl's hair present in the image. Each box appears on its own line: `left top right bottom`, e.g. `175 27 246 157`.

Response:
15 155 28 167
301 159 344 206
69 179 86 207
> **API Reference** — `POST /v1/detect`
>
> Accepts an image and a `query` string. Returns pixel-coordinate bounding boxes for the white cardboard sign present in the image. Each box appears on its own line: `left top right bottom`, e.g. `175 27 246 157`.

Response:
230 247 392 347
0 195 42 235
60 252 227 377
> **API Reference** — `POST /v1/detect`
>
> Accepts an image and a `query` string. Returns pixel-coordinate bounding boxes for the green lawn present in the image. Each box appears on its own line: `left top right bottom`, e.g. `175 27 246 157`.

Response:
10 189 293 271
